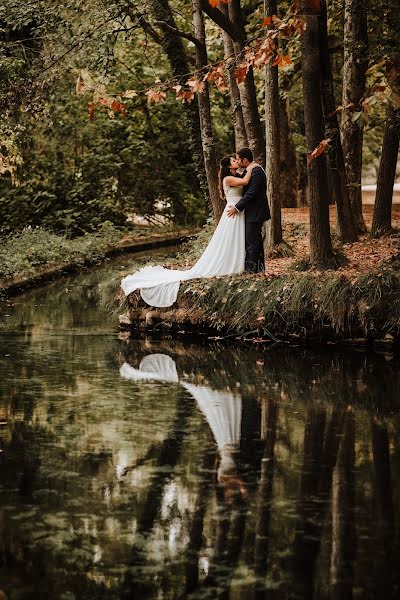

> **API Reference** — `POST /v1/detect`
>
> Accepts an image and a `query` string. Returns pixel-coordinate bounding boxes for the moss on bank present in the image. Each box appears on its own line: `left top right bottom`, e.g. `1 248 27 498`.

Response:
121 258 400 345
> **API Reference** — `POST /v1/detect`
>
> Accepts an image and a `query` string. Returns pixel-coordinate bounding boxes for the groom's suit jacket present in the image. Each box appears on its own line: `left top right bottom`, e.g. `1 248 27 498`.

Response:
235 166 271 223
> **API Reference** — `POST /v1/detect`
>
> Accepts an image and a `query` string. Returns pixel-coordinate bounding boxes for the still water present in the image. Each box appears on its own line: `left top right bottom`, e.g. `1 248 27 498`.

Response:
0 251 400 600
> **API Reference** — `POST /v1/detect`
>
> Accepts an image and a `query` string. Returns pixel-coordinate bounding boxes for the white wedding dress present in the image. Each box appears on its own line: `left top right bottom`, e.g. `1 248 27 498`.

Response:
121 180 245 307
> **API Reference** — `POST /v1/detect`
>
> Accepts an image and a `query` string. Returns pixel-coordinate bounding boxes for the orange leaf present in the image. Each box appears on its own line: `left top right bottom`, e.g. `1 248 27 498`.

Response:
145 89 167 104
234 64 249 84
263 16 273 26
99 96 113 108
307 138 331 165
273 54 293 70
186 77 205 93
88 102 95 120
208 0 230 6
111 100 127 116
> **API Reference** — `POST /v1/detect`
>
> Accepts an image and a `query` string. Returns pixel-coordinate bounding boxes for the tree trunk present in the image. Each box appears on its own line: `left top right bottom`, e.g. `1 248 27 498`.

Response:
319 0 357 243
280 96 299 208
192 0 225 221
254 398 278 589
341 0 368 234
228 0 266 165
149 0 211 211
219 3 248 149
330 409 355 600
300 2 333 266
371 106 400 237
264 0 282 248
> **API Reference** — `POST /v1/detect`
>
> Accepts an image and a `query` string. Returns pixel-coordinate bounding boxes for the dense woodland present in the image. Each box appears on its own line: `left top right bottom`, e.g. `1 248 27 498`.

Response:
1 0 400 266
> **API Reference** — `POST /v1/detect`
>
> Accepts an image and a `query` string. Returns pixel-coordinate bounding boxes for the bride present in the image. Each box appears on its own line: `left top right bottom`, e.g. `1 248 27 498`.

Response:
120 156 255 308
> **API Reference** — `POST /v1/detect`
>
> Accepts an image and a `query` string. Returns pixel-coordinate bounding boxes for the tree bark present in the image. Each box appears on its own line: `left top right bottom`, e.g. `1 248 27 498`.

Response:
228 0 266 165
148 0 211 211
341 0 368 234
319 0 357 243
192 0 225 221
371 108 400 237
279 95 299 208
265 0 282 248
300 2 333 266
219 3 248 150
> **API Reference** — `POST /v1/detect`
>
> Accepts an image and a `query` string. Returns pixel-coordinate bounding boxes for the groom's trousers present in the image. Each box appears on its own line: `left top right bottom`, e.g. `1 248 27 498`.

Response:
244 221 265 273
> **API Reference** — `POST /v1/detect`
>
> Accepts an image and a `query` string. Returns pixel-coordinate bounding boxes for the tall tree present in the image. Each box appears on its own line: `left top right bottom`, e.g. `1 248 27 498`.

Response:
300 1 333 266
371 106 400 236
319 0 357 243
202 0 265 164
264 0 283 250
341 0 368 234
192 0 225 220
219 3 248 149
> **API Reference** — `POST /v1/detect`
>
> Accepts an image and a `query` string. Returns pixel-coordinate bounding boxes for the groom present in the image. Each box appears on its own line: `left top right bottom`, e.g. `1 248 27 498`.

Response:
226 147 270 273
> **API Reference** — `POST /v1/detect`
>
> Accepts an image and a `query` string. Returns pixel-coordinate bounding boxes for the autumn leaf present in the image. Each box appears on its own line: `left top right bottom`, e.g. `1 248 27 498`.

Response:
263 16 273 26
208 0 230 6
99 96 113 108
186 77 205 93
234 64 249 84
111 100 127 116
88 102 95 120
145 89 167 104
76 75 85 96
307 138 331 165
122 90 137 98
273 54 293 70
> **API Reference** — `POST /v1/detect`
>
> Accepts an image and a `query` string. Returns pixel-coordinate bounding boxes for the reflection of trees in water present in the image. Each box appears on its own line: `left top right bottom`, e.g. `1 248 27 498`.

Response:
253 397 278 598
121 337 400 412
1 327 400 599
371 417 398 599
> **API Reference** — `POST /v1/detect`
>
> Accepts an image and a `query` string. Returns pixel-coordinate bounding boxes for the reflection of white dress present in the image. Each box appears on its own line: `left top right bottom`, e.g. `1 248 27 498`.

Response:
120 353 242 475
121 181 245 308
120 354 179 383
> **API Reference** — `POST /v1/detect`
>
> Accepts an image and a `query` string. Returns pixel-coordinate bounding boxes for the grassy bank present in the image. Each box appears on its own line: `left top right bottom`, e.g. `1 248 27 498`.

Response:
120 262 400 347
0 223 197 295
114 207 400 348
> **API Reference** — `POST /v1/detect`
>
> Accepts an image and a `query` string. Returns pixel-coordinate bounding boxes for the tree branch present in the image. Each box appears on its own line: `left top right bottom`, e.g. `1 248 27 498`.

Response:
154 20 206 51
201 0 244 43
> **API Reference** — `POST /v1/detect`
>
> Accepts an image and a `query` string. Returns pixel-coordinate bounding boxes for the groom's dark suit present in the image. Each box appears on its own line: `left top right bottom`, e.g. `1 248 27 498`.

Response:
235 166 270 273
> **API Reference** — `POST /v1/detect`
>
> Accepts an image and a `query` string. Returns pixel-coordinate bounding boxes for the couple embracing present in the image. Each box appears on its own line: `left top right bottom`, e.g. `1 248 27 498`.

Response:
121 147 271 308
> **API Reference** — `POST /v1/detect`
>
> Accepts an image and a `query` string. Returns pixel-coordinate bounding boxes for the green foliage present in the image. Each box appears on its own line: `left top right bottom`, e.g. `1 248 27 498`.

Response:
0 223 122 279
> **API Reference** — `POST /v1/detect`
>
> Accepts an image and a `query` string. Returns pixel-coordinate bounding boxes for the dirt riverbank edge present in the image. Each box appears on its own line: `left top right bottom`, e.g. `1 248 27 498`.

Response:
119 255 400 352
0 228 198 297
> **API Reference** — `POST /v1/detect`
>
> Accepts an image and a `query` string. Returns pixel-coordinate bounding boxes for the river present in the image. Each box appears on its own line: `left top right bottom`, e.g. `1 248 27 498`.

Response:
0 249 399 600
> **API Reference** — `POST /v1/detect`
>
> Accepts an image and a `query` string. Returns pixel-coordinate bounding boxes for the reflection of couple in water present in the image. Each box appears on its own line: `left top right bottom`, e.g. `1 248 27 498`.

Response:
120 353 248 504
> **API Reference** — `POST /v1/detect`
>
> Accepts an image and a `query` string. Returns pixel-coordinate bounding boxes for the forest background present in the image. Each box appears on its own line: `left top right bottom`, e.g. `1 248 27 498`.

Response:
1 0 399 272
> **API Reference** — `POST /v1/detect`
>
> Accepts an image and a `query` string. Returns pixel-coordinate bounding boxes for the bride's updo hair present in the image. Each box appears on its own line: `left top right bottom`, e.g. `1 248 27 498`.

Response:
218 155 234 200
